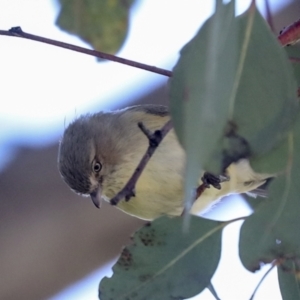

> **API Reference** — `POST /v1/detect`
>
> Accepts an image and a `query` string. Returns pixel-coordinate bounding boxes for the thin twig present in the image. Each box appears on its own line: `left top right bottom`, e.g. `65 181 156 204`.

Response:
0 26 172 77
180 183 208 217
249 261 276 300
181 172 230 216
137 122 154 142
195 183 208 200
110 119 173 206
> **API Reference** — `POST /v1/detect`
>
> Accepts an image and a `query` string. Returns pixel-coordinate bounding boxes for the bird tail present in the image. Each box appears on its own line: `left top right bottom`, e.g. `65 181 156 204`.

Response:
245 177 274 198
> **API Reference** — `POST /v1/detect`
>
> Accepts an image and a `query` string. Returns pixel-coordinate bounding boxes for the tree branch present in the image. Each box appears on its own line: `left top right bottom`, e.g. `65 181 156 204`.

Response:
0 26 172 77
181 172 230 216
278 19 300 47
110 120 173 206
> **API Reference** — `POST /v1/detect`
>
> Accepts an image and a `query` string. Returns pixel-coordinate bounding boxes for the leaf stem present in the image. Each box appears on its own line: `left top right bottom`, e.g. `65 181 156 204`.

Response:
208 282 221 300
224 215 248 225
249 262 276 300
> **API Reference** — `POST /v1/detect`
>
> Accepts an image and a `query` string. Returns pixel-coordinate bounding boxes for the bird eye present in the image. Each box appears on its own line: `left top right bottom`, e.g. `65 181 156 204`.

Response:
93 161 102 173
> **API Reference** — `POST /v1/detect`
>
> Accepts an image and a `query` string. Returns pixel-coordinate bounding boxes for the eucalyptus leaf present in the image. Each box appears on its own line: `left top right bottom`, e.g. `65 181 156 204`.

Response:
230 6 298 158
278 261 300 300
56 0 134 54
99 216 223 300
285 45 300 86
169 0 237 208
239 114 300 273
250 135 289 174
169 1 298 212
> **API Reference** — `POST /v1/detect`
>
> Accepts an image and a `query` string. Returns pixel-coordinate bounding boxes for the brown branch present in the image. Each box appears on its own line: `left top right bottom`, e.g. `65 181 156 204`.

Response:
195 183 208 200
181 173 229 216
0 26 173 77
110 119 173 206
278 19 300 47
180 184 208 217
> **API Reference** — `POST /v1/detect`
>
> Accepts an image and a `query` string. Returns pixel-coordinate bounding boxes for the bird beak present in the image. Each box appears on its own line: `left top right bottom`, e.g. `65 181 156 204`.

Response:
90 187 102 209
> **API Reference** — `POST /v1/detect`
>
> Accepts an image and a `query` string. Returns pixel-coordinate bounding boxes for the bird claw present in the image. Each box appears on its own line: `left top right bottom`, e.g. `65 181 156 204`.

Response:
201 172 230 190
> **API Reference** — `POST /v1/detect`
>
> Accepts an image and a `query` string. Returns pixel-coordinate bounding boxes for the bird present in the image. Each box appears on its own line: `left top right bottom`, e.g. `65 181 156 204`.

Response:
58 104 272 220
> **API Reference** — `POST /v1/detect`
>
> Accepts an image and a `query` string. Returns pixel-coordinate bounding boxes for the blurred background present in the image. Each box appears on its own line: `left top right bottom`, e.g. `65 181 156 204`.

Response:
0 0 299 299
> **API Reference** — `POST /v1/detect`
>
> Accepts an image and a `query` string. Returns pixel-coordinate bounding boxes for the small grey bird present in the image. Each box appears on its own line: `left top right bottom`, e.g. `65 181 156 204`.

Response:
58 105 272 220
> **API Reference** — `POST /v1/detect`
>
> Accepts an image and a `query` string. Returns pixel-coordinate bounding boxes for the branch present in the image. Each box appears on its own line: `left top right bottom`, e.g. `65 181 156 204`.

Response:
0 26 172 77
110 119 173 206
278 19 300 47
181 172 230 216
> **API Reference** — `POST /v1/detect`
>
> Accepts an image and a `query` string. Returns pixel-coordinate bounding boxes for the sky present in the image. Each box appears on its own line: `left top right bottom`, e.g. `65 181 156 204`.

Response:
0 0 291 169
0 0 294 299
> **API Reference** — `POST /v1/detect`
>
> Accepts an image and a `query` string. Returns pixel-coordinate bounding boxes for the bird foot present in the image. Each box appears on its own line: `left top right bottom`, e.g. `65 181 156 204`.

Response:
201 172 230 190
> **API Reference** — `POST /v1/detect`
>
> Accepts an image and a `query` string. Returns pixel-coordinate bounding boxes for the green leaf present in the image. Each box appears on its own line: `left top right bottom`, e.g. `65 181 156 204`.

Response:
169 0 237 207
169 1 298 210
278 261 300 300
230 7 298 158
285 45 300 86
239 114 300 273
56 0 134 54
99 216 223 300
250 135 290 174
